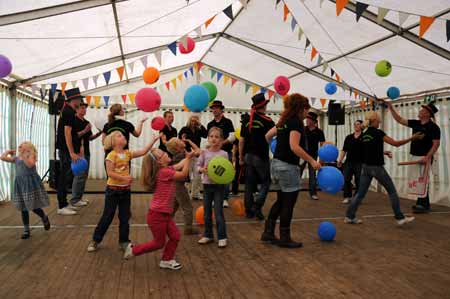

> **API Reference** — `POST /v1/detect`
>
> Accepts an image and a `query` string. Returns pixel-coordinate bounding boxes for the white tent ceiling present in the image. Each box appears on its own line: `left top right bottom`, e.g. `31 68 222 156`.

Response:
0 0 449 110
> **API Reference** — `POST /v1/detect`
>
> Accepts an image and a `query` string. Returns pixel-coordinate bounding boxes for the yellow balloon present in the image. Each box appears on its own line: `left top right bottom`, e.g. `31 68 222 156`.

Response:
235 128 241 139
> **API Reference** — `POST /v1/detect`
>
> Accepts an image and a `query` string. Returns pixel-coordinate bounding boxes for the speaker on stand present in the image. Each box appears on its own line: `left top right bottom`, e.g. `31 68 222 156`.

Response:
327 102 345 146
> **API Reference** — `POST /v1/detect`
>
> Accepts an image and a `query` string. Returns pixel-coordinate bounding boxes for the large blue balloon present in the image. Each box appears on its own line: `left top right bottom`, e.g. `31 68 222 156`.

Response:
71 158 88 176
318 144 339 163
318 221 336 241
324 82 337 95
270 137 277 154
184 85 209 112
317 166 344 194
387 86 400 100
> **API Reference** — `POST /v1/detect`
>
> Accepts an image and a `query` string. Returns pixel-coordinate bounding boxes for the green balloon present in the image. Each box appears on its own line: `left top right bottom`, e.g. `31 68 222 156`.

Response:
375 60 392 77
207 156 235 185
201 81 218 101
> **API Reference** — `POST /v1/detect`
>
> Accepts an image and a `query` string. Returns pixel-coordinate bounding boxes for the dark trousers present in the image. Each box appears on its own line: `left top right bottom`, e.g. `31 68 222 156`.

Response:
21 209 46 229
244 154 271 214
231 157 241 195
56 150 73 209
300 158 317 196
267 190 299 228
416 193 430 209
343 161 362 198
92 187 131 244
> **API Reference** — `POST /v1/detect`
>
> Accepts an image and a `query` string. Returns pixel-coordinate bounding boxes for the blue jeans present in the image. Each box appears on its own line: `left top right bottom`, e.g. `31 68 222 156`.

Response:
346 165 405 220
71 155 90 204
343 161 361 198
223 152 233 200
244 154 270 213
203 184 227 240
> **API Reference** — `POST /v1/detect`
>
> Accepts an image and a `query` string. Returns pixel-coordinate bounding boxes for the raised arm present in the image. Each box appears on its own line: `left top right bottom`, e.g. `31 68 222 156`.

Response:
132 117 149 137
173 152 193 181
385 101 408 126
131 135 160 158
383 132 423 147
0 150 16 163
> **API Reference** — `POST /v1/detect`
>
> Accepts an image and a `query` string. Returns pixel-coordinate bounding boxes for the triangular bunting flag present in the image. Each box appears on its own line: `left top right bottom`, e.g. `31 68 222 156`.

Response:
92 74 99 87
205 16 215 29
231 78 238 87
165 82 170 91
223 75 230 85
31 84 38 95
377 7 389 24
260 87 267 94
40 84 47 92
189 67 194 76
103 96 110 107
331 69 335 77
171 78 177 89
168 41 177 56
283 4 289 22
322 61 329 73
140 56 148 68
128 93 136 105
217 72 223 82
398 11 409 27
103 71 111 85
70 80 77 88
317 55 323 65
194 26 202 38
304 38 310 53
239 0 248 8
85 95 92 106
354 90 359 99
252 85 259 95
180 35 188 49
349 87 353 96
320 98 327 108
319 0 325 8
127 61 135 74
61 82 67 95
51 83 57 95
355 2 369 22
311 47 318 61
447 20 450 42
245 83 251 93
94 96 101 108
291 17 297 31
268 90 275 99
177 74 183 82
121 95 127 104
298 26 304 40
184 71 188 79
223 5 233 20
419 16 435 38
336 0 349 16
335 73 341 82
210 69 217 79
311 97 317 106
116 66 125 81
82 78 89 90
276 0 282 8
196 62 203 70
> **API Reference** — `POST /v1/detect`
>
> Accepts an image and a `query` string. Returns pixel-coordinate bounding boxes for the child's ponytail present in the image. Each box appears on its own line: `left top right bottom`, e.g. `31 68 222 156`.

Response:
140 150 160 192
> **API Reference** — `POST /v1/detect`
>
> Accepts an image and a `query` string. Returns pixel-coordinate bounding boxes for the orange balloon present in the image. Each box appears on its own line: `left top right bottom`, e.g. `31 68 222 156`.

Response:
195 206 204 225
231 199 245 216
143 67 160 84
182 104 190 112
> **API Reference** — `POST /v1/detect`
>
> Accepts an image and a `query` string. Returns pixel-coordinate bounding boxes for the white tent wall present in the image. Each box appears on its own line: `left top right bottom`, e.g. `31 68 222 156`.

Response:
0 85 11 201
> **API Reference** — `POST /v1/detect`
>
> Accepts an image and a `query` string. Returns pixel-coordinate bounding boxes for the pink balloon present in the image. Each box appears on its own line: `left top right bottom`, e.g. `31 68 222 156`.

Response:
151 116 165 131
135 88 161 112
179 37 196 54
274 76 290 96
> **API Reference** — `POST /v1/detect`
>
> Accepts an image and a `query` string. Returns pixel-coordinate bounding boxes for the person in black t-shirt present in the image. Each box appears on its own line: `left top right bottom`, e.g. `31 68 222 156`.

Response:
55 88 83 215
337 120 363 204
159 111 178 154
207 100 235 207
71 102 102 207
299 111 325 200
386 101 441 213
345 111 423 226
232 113 249 197
261 94 320 248
239 94 275 219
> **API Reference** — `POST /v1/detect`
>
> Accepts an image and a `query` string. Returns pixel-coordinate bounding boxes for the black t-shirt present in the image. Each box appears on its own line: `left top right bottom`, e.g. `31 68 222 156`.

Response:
73 117 93 156
56 104 79 152
207 116 235 153
159 125 178 153
102 119 135 150
342 133 363 163
241 113 275 160
178 125 207 150
274 117 306 165
408 119 441 156
305 127 325 157
361 127 386 166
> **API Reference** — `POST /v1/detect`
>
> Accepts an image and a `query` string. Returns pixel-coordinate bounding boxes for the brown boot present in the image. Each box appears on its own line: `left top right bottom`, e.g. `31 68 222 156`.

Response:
184 227 199 235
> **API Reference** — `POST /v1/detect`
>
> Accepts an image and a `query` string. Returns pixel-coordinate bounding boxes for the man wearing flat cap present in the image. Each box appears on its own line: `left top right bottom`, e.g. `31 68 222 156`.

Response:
387 101 441 213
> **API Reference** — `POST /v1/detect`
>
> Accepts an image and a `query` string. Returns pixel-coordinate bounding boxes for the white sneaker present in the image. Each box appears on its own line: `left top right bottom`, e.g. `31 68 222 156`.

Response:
57 207 77 215
123 243 134 259
81 199 90 204
198 237 214 245
397 216 415 226
311 195 319 200
342 198 351 204
223 200 229 208
87 241 98 252
67 204 80 211
72 200 88 207
159 260 182 270
344 217 363 224
218 239 227 248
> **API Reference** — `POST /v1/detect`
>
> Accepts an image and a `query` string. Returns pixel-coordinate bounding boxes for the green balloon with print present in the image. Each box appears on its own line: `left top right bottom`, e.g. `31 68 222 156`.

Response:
207 156 235 184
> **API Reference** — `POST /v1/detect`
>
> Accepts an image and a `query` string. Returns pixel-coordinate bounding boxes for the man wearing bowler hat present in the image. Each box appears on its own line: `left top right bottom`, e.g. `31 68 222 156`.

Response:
55 87 84 216
239 93 275 219
386 101 441 213
207 100 235 207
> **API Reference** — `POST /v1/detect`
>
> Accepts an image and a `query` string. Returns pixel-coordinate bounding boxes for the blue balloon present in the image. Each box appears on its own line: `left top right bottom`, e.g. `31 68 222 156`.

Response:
318 144 339 163
317 166 344 194
324 82 337 95
318 221 336 241
270 137 277 154
184 85 210 112
71 158 88 176
387 86 400 100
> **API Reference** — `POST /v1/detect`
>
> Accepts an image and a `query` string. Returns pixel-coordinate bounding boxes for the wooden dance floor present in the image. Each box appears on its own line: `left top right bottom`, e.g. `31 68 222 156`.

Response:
1 185 450 298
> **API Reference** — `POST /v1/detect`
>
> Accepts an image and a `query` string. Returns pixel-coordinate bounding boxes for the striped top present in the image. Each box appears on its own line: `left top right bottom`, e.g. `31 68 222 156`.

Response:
149 166 176 214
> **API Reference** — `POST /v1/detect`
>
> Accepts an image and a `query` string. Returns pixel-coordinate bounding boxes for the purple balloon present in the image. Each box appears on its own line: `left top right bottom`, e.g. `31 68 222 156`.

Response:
0 55 12 78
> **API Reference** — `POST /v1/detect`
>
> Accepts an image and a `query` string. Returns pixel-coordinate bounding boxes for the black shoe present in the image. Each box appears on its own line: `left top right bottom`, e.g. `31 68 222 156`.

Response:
276 227 302 248
245 212 255 219
21 231 30 239
255 209 265 221
42 216 51 231
261 220 278 243
412 205 430 214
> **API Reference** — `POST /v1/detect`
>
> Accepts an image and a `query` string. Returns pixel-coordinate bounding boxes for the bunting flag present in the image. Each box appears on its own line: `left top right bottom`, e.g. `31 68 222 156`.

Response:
171 78 177 89
317 55 323 65
94 96 101 108
398 11 409 27
331 69 335 77
205 16 215 29
121 95 127 104
223 75 230 85
92 74 99 87
116 66 125 81
419 16 435 38
310 97 317 106
140 56 148 68
322 61 329 73
223 5 233 20
127 61 135 74
31 85 38 95
349 87 353 97
245 83 251 93
252 85 259 95
275 0 282 7
354 90 359 99
103 96 110 107
50 83 57 95
268 90 275 99
85 95 92 106
304 38 310 53
360 100 366 109
82 78 89 90
165 82 171 90
447 20 450 42
231 78 238 87
197 62 204 70
40 84 47 92
319 0 325 8
311 47 318 61
297 27 304 40
189 67 194 76
336 0 349 16
335 73 341 82
355 2 369 22
217 72 223 82
128 93 136 105
168 41 177 55
260 87 267 94
291 18 297 31
103 71 111 85
377 7 389 24
61 82 67 95
180 35 188 49
239 0 248 8
283 4 289 22
177 74 183 82
70 80 77 88
184 71 188 79
194 26 202 38
210 69 217 79
320 98 327 108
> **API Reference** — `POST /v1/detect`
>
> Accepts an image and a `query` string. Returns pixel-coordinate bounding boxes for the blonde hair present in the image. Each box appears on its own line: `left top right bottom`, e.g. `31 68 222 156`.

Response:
18 141 38 157
186 114 200 129
140 149 160 192
208 127 224 139
103 131 122 151
108 104 123 125
363 111 380 128
166 137 180 155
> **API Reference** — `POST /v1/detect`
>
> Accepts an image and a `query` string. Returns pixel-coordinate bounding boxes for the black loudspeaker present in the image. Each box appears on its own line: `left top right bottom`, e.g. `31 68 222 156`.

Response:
328 103 345 125
48 89 65 115
48 159 60 189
